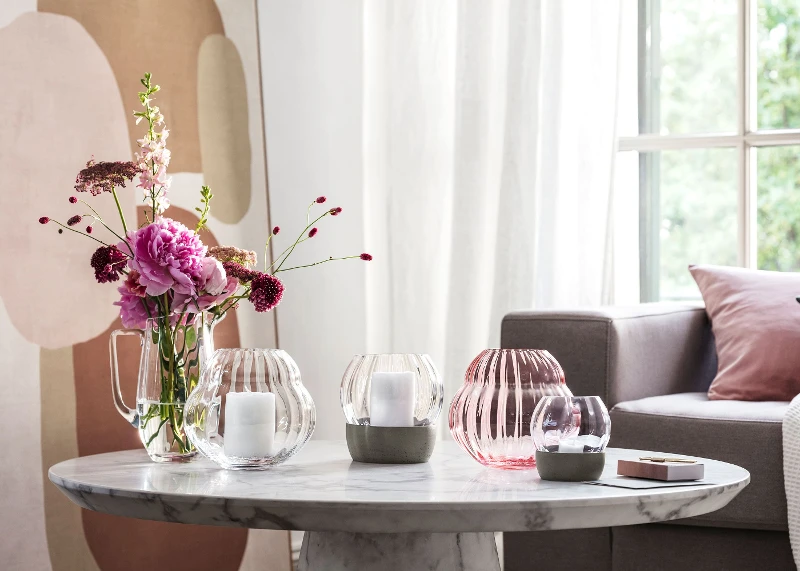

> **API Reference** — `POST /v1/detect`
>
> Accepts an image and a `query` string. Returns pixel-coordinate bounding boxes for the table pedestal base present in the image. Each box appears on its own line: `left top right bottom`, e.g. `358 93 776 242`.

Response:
298 531 500 571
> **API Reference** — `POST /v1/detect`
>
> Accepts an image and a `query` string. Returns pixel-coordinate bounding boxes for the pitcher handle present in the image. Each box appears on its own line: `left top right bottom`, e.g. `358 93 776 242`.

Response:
109 328 144 427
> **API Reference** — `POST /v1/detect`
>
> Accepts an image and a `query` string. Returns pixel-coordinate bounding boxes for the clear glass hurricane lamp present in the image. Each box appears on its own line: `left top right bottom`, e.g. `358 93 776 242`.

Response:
184 348 315 469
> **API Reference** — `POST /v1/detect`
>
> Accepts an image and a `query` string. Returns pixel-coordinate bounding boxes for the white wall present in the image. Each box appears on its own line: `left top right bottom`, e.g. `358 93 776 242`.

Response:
258 0 366 440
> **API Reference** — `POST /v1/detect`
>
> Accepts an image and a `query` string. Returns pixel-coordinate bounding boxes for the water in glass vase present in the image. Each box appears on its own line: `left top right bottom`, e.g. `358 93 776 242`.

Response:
110 314 216 463
137 400 196 461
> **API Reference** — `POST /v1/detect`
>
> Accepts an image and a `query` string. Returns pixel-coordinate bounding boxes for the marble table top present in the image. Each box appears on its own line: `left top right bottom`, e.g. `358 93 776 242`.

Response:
49 440 749 533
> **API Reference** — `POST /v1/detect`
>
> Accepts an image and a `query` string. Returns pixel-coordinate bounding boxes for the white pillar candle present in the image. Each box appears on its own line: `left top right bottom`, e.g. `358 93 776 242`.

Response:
558 439 585 453
224 392 275 458
369 372 416 427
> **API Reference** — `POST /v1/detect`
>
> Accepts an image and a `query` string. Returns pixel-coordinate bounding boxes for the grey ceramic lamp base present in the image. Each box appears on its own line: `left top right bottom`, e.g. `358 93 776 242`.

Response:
535 451 606 481
346 424 436 464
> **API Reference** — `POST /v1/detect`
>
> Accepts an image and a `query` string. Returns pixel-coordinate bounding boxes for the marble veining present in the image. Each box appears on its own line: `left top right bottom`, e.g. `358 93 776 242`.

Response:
49 440 749 534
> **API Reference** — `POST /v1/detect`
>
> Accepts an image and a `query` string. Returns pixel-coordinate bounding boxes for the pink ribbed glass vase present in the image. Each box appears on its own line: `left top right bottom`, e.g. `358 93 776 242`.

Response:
449 349 572 469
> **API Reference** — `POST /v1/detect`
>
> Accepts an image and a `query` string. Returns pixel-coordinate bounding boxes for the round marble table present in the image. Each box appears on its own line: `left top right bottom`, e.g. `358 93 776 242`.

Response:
50 440 749 571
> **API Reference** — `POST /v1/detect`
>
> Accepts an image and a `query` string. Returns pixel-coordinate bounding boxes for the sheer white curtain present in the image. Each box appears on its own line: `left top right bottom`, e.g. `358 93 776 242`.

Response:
363 0 622 396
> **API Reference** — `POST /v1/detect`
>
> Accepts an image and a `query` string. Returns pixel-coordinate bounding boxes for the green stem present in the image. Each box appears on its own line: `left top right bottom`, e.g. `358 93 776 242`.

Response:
111 188 128 236
216 291 251 318
269 210 330 273
81 200 128 245
274 255 361 273
52 221 112 247
263 233 273 272
306 199 315 226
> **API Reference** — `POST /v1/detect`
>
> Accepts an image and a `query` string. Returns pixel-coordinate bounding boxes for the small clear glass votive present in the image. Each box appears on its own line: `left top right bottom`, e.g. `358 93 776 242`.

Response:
184 348 316 469
531 396 610 481
340 354 443 463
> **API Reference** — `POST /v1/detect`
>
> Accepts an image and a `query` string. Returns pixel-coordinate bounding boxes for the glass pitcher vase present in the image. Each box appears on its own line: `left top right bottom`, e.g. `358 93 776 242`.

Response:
110 314 216 462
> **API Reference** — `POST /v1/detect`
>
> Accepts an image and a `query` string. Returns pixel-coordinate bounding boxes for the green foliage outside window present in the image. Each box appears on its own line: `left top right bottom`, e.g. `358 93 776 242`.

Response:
648 0 799 298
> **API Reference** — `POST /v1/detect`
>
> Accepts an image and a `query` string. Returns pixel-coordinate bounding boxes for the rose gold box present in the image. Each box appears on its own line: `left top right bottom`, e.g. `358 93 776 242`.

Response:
617 459 704 481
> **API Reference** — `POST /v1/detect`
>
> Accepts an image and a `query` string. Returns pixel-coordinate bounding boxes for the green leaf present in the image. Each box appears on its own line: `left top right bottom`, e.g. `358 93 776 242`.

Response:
184 326 197 349
195 185 213 233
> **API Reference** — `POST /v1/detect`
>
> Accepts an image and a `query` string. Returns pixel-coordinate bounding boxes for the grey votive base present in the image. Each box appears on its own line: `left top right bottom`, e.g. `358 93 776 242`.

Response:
535 450 606 481
346 424 437 464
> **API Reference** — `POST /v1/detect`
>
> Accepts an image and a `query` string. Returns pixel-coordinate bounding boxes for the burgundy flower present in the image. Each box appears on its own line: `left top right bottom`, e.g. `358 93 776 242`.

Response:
223 261 257 283
67 215 82 226
329 207 342 216
75 159 142 196
86 226 93 234
90 245 127 284
308 227 318 238
249 272 284 312
272 226 280 234
316 196 327 204
39 217 50 224
360 253 373 261
69 196 78 204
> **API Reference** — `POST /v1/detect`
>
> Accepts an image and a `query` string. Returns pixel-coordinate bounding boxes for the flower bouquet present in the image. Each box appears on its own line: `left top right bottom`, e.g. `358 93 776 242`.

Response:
40 73 371 462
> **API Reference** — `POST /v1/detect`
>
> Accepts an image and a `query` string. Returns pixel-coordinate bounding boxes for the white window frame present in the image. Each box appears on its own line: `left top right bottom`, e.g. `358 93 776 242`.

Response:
617 0 800 301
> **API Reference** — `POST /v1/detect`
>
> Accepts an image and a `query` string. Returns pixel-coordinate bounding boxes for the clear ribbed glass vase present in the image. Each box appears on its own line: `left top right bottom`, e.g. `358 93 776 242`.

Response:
449 349 572 469
340 354 443 426
184 348 315 469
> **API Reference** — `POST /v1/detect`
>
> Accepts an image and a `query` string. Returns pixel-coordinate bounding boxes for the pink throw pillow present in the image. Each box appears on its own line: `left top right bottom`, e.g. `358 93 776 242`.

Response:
690 264 800 401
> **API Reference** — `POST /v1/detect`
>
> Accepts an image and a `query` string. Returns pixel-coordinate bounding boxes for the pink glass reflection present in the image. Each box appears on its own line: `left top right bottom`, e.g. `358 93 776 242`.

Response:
449 349 572 469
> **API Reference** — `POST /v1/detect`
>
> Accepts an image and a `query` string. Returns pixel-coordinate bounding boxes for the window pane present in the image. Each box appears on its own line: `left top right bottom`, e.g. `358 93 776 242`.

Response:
757 146 800 270
613 151 641 303
636 0 737 135
758 1 800 130
642 148 738 300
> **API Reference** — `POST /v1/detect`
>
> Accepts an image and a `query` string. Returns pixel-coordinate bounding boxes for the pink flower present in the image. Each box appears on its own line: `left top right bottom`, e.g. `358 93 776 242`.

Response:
114 273 156 328
124 271 147 297
138 164 168 192
122 218 206 297
171 257 238 313
329 207 342 216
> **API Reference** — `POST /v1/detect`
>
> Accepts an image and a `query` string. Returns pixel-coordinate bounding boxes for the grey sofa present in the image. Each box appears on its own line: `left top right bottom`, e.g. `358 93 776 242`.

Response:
500 303 795 571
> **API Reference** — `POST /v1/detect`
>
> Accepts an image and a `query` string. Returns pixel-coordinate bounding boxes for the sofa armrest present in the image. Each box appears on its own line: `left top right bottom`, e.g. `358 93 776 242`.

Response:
500 303 717 407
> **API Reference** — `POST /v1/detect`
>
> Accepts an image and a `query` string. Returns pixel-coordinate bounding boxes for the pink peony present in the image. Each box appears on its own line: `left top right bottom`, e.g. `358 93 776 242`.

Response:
172 257 238 313
122 218 206 297
114 272 156 328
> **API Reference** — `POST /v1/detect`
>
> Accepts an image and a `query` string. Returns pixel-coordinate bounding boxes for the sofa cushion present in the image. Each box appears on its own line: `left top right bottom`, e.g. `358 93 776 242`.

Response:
690 264 800 401
611 392 789 530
